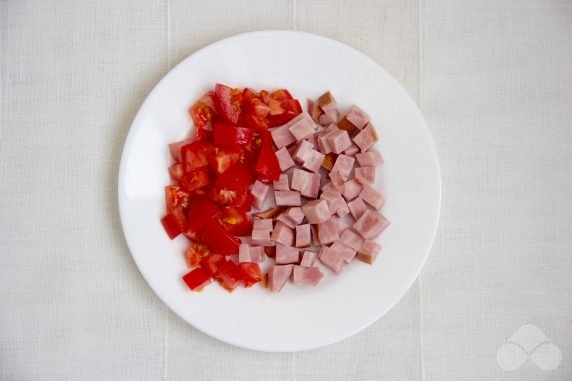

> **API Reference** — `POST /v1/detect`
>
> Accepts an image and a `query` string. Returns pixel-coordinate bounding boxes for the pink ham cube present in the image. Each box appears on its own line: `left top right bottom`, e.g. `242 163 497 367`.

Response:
327 129 352 154
354 166 375 185
271 221 294 246
270 124 296 149
291 169 321 198
274 190 302 206
284 207 305 225
342 178 363 201
268 264 293 292
318 246 344 274
352 123 378 152
330 154 355 181
273 173 290 191
239 244 265 263
300 251 318 267
275 244 300 264
295 224 312 248
343 142 360 156
302 199 331 224
340 229 364 251
347 197 368 220
301 149 325 173
359 185 385 210
251 218 274 246
345 105 370 130
275 147 295 171
355 150 384 167
329 241 357 263
291 265 324 286
288 113 316 141
357 240 381 264
354 210 390 240
292 140 314 163
250 180 269 210
316 218 339 244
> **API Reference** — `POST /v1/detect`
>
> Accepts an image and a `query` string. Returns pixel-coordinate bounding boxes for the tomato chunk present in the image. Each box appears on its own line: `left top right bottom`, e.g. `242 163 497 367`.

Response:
165 185 189 211
215 163 253 192
179 168 209 192
200 253 225 277
161 207 186 240
214 84 242 124
189 91 216 128
182 268 211 291
238 263 262 287
255 135 280 183
267 99 302 127
168 163 185 182
213 122 254 146
200 219 241 255
181 141 211 172
214 260 242 291
270 89 293 101
186 196 221 239
220 207 252 236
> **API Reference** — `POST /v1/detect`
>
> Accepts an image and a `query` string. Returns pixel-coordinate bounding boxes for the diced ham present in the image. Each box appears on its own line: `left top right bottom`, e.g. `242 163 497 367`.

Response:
276 212 296 228
250 180 270 210
321 181 342 197
307 99 323 123
291 265 324 286
340 229 364 251
327 129 352 154
330 241 357 263
316 218 339 244
343 142 360 156
292 140 314 163
268 264 293 292
328 169 346 190
359 185 385 210
295 224 312 248
291 169 321 198
354 166 375 185
270 124 296 149
357 240 381 264
354 209 390 240
239 244 265 263
271 221 294 246
320 190 349 217
345 105 370 130
321 153 337 171
311 224 321 246
274 190 302 206
273 173 290 191
355 150 384 167
252 218 274 246
316 124 339 154
254 207 283 220
301 149 325 173
317 91 337 113
284 207 305 225
300 250 317 267
347 197 368 220
342 178 363 201
352 123 378 152
288 113 316 141
330 154 355 181
302 199 331 224
318 246 344 274
318 108 339 126
275 244 300 264
275 147 295 171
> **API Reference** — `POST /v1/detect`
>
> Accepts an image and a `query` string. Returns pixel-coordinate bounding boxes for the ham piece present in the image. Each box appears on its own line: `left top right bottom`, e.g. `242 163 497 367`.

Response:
268 265 293 292
353 210 390 240
291 265 324 286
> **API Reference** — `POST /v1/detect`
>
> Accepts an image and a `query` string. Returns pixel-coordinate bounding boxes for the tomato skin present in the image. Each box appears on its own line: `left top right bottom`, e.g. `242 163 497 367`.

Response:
215 163 253 192
200 219 241 255
195 127 213 142
255 135 281 183
182 268 211 291
214 260 242 291
220 207 252 236
161 207 187 240
200 253 225 277
186 196 221 238
270 89 293 101
165 185 189 211
234 193 253 211
213 122 254 146
184 242 209 268
181 141 211 172
214 84 242 124
169 138 193 162
208 145 241 175
238 263 262 287
179 168 209 192
240 113 268 134
267 99 302 127
168 163 185 182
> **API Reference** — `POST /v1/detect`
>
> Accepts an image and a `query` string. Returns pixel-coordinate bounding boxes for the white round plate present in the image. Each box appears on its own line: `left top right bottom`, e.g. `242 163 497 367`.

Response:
118 30 440 352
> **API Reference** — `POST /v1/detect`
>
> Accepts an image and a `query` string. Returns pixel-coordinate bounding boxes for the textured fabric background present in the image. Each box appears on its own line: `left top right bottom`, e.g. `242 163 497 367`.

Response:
1 1 570 380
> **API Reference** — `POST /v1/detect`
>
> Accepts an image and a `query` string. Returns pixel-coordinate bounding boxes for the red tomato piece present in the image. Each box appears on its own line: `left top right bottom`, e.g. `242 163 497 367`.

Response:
179 168 209 192
215 163 253 192
270 89 293 101
181 141 211 172
184 242 209 268
200 253 225 277
234 192 253 211
209 145 241 175
213 122 254 146
214 83 242 124
182 268 211 291
214 260 242 291
250 98 270 119
238 263 262 287
189 95 216 128
168 162 185 181
186 196 221 238
220 207 252 236
165 185 189 211
267 99 302 127
169 138 193 162
195 127 213 142
200 219 241 255
255 135 281 183
161 207 187 240
242 88 259 104
240 113 268 134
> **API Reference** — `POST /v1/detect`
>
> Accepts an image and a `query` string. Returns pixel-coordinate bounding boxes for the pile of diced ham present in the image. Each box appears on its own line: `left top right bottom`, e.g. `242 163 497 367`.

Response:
243 91 389 292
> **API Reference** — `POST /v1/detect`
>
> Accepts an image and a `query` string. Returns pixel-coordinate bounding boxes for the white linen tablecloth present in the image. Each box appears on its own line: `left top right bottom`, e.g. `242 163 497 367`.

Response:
1 1 570 380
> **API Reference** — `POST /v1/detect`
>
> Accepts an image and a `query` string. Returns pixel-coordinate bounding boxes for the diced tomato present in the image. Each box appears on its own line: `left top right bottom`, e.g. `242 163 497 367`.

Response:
240 113 268 134
214 260 242 291
184 242 209 268
186 196 221 239
189 95 216 128
267 99 302 127
165 185 189 211
209 145 241 175
169 138 193 162
234 192 253 211
220 207 252 236
250 98 270 119
161 207 187 240
200 253 225 277
168 162 185 181
238 263 262 287
214 84 242 124
213 122 254 146
242 88 259 104
195 126 213 142
271 89 293 101
215 163 253 192
200 219 241 255
179 168 209 192
255 135 280 183
181 141 211 172
182 268 211 291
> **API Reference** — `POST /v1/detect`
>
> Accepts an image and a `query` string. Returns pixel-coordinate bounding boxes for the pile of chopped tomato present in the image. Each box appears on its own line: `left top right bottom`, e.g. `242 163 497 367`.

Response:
161 84 302 292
